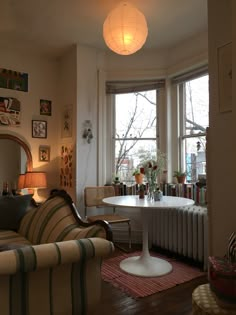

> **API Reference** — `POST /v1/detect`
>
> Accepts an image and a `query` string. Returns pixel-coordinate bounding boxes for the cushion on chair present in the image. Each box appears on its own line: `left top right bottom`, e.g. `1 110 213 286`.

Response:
0 194 33 230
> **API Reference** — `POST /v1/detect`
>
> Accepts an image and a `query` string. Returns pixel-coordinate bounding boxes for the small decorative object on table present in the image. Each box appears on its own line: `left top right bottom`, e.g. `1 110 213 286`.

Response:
138 184 145 199
154 187 163 201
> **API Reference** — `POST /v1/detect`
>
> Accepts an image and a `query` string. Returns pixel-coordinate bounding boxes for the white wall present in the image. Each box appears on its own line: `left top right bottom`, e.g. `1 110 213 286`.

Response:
207 0 235 256
75 45 106 213
58 46 77 201
105 31 208 79
0 50 60 196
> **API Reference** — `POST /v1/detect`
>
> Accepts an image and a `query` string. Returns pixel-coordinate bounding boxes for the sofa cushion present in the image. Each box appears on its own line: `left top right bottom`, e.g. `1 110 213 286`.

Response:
0 194 32 230
0 230 32 248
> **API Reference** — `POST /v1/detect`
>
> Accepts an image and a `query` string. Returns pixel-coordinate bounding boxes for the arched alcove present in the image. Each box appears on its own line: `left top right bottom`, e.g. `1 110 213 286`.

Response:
0 133 33 171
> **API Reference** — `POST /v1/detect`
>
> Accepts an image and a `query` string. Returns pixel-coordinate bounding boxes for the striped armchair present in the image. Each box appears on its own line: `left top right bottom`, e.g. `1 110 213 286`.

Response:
0 190 114 315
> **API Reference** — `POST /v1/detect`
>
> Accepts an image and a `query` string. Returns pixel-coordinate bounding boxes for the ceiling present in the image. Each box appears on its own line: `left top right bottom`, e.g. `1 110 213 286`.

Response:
0 0 208 58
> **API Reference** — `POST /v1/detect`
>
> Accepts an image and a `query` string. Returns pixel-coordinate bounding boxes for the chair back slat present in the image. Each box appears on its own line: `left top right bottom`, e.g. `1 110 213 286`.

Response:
84 186 115 207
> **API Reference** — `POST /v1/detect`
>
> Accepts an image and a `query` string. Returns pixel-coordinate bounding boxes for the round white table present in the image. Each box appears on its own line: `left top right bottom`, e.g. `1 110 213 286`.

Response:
103 195 194 277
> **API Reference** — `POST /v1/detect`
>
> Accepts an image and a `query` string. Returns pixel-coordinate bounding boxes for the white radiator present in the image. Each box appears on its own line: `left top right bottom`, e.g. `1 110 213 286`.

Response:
148 205 208 270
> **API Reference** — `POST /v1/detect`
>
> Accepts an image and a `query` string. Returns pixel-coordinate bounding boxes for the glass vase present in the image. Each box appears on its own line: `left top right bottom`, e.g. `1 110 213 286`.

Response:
147 182 156 201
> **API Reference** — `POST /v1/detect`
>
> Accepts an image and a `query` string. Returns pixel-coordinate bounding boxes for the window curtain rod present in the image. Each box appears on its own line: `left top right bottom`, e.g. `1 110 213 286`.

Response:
171 65 208 85
106 79 165 94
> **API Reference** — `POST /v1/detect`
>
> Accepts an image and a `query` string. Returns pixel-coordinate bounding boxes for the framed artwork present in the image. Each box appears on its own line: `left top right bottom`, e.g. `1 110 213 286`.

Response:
61 105 72 138
32 120 47 138
39 145 50 162
40 99 52 116
0 68 28 92
60 144 73 187
0 97 21 126
218 42 232 113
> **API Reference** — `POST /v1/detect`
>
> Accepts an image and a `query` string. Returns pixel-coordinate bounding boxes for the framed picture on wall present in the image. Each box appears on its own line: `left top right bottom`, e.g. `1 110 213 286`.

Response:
40 99 52 116
0 68 28 92
32 120 47 138
60 144 73 187
0 97 21 126
39 145 50 162
61 105 72 138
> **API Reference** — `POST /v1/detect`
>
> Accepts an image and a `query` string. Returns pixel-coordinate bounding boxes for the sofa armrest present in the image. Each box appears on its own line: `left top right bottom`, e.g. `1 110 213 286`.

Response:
0 237 114 275
59 190 113 241
18 190 113 243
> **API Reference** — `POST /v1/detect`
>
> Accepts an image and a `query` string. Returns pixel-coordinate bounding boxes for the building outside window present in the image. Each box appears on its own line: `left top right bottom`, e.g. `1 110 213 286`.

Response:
179 74 209 182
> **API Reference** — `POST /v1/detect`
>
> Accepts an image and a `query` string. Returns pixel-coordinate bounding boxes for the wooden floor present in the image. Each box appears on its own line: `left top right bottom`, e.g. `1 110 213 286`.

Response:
92 243 207 315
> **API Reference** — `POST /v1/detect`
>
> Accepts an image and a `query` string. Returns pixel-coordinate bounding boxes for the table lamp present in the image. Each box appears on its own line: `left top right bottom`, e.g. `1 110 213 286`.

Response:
24 171 47 203
17 174 25 190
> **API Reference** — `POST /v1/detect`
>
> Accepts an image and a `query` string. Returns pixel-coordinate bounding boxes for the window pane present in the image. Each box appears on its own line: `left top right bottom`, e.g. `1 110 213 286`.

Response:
185 136 206 182
114 90 157 184
185 75 209 136
115 91 156 139
115 139 157 184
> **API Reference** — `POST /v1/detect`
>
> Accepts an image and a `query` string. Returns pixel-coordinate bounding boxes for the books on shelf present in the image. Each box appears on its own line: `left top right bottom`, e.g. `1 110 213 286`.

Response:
112 182 207 206
161 182 207 206
112 183 142 196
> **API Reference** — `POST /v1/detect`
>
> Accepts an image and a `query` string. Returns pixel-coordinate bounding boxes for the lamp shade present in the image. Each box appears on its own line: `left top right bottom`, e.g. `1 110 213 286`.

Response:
24 172 47 189
103 2 148 55
17 174 25 190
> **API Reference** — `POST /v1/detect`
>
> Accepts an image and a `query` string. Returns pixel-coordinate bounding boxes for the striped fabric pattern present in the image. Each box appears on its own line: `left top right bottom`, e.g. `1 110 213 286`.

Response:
0 193 114 314
0 230 31 247
18 196 106 244
0 238 114 315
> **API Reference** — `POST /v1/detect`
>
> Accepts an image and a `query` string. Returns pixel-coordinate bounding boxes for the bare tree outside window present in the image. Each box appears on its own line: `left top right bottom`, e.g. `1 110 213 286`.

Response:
114 90 157 183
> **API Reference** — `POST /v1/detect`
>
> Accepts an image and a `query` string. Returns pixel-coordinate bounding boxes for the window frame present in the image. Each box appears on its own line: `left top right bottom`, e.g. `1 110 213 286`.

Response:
178 72 209 181
112 89 159 183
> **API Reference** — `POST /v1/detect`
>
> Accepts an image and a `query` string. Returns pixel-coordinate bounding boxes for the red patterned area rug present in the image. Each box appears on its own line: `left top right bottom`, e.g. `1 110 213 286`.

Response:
101 251 205 299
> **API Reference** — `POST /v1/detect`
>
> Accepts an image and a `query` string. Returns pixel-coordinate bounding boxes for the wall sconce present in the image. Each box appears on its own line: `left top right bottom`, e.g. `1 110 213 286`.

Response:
82 120 93 144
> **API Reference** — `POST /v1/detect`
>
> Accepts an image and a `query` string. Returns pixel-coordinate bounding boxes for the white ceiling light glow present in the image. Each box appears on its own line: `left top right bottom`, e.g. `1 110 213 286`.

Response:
103 2 148 56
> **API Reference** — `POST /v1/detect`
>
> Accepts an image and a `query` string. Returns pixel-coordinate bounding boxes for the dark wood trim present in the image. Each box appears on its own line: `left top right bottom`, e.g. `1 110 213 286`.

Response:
0 133 33 171
48 190 113 242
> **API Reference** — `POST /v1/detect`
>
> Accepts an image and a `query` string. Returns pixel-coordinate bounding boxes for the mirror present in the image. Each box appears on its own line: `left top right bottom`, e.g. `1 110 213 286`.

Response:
0 134 33 191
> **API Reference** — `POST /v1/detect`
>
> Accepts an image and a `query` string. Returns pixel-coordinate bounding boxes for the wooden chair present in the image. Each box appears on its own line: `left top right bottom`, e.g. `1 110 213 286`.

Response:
84 186 131 249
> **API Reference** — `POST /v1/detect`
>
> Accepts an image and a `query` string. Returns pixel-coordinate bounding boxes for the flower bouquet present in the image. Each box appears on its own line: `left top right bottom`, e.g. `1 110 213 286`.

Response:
139 150 167 200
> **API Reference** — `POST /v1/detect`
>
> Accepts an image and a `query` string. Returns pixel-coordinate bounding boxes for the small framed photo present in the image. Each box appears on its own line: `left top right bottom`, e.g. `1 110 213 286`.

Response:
40 99 52 116
32 120 47 138
61 104 72 138
39 145 50 162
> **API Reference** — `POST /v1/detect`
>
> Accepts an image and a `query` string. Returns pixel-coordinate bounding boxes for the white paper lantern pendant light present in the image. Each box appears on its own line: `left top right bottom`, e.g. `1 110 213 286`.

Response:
103 2 148 55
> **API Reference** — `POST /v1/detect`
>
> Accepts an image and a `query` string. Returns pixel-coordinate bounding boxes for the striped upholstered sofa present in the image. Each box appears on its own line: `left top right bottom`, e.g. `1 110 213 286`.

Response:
0 190 114 315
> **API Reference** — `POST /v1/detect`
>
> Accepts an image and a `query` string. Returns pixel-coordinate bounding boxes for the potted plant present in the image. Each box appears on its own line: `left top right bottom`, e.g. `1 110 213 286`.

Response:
173 170 187 184
132 169 144 184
